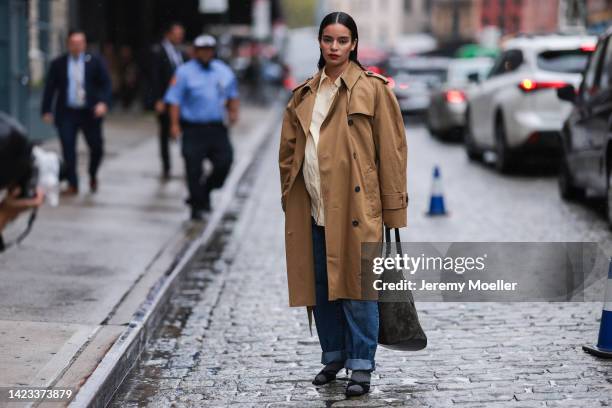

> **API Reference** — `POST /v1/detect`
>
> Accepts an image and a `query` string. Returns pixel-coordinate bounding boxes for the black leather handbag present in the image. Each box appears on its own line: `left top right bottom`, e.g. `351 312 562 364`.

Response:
377 227 428 351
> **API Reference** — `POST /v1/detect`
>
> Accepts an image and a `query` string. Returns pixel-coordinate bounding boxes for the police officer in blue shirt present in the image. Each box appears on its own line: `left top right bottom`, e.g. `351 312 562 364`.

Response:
165 34 240 220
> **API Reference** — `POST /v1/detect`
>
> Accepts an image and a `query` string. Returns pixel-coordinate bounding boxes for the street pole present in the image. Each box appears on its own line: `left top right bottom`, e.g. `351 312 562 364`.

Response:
451 0 460 43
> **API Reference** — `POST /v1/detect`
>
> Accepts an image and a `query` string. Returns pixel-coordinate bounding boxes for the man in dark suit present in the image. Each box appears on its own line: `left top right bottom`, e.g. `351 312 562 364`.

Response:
150 22 186 180
41 29 112 195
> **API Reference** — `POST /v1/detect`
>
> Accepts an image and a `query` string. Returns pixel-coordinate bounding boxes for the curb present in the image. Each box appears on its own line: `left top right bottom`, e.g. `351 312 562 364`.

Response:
68 102 285 408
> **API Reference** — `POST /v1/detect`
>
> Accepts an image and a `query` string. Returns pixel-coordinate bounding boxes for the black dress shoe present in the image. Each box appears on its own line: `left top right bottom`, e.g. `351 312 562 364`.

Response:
312 369 338 386
191 208 204 221
61 185 79 196
89 178 98 193
345 379 371 396
185 198 210 212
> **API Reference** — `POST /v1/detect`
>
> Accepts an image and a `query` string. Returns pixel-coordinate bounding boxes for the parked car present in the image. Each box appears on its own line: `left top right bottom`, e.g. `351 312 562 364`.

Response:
426 57 494 139
358 45 390 76
556 28 612 224
387 56 450 114
464 34 597 172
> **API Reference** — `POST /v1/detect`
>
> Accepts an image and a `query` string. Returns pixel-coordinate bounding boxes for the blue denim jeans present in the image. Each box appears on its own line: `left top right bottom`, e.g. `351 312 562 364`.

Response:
311 218 379 371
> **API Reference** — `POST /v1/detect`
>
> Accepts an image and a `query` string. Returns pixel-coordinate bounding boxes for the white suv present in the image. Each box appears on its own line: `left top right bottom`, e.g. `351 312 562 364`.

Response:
464 34 597 172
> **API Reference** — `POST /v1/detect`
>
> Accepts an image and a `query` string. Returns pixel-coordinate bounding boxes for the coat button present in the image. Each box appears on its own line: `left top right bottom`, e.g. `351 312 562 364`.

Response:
353 152 357 159
348 119 354 126
352 220 359 227
354 186 360 192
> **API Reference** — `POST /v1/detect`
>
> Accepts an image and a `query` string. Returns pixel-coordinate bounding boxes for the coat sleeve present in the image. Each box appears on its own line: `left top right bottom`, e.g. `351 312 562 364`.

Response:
96 56 113 106
150 48 163 102
278 96 297 212
373 80 408 228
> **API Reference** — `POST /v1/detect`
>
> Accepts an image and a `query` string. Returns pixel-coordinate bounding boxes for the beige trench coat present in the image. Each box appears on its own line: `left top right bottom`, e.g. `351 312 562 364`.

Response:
279 60 408 307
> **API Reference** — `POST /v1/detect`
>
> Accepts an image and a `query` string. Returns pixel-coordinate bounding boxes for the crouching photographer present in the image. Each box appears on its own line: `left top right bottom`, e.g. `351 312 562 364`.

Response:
0 112 61 252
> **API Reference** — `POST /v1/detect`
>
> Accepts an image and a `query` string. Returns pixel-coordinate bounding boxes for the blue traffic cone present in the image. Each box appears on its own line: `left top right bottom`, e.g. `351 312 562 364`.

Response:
583 259 612 358
426 166 447 216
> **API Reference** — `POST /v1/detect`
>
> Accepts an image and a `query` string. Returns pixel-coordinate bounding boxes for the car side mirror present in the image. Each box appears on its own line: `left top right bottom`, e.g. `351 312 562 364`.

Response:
467 73 480 83
557 84 576 103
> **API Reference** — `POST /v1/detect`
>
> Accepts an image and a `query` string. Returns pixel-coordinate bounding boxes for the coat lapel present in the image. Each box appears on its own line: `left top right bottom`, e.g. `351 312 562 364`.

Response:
84 53 92 86
294 72 321 139
294 62 363 138
340 60 364 92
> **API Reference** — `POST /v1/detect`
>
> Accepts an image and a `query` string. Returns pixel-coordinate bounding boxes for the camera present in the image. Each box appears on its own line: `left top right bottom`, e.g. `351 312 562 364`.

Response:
0 111 61 206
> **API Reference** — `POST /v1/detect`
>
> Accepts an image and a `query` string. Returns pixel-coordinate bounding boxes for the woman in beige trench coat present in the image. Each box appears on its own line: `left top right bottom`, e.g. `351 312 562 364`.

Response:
278 11 408 396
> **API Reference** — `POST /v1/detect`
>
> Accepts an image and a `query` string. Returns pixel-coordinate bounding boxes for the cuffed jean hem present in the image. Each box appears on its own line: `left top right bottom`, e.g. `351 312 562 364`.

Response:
345 358 375 371
321 350 346 365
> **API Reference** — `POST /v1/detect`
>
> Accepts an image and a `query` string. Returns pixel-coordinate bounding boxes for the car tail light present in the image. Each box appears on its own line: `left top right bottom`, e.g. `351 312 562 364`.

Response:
398 82 409 90
580 43 596 52
445 90 466 103
518 79 569 92
283 75 296 91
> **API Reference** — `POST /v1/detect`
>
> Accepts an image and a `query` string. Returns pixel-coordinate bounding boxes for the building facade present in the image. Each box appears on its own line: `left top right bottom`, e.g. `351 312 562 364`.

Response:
430 0 570 47
402 0 432 34
325 0 404 48
586 0 612 32
430 0 481 44
324 0 432 49
0 0 69 140
480 0 559 35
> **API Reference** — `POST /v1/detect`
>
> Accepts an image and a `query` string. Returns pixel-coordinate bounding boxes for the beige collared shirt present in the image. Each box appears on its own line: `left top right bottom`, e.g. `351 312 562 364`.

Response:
303 68 343 226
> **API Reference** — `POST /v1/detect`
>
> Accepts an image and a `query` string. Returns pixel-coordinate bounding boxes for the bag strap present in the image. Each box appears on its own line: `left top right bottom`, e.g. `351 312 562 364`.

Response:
384 226 403 257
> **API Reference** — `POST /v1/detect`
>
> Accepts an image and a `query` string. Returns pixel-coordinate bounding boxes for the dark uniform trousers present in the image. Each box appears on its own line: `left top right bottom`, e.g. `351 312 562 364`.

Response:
57 108 104 188
181 121 233 209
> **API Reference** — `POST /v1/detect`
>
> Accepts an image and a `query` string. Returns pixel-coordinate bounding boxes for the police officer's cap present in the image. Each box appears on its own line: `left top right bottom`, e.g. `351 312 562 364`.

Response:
194 35 216 49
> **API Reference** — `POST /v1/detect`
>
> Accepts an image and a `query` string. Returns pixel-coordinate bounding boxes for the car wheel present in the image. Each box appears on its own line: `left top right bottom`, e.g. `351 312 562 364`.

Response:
464 110 481 161
558 152 583 201
494 114 515 173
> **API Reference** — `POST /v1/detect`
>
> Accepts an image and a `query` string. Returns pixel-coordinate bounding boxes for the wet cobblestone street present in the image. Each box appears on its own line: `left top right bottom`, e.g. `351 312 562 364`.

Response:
111 123 612 407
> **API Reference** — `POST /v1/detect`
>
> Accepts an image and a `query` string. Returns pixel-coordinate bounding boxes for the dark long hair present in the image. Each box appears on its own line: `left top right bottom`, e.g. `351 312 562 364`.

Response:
317 12 364 70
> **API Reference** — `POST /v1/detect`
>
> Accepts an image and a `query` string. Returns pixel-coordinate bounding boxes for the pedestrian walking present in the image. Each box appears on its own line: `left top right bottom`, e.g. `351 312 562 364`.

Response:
41 29 112 195
165 34 239 220
151 22 187 179
278 12 408 396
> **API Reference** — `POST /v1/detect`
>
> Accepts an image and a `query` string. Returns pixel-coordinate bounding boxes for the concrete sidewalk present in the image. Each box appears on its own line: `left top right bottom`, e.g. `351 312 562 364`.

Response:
0 105 280 407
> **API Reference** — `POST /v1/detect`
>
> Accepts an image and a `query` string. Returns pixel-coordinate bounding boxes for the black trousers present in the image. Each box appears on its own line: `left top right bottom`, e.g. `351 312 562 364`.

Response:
181 121 233 209
157 112 171 174
56 108 104 188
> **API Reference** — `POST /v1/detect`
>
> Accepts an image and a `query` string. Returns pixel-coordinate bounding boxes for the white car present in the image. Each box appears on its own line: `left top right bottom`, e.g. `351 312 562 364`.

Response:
464 34 597 172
